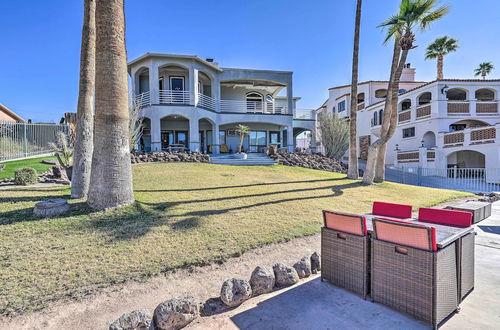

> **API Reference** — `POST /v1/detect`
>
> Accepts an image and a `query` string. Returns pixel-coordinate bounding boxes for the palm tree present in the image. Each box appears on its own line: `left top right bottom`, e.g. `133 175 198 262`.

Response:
474 62 494 80
347 0 363 180
425 36 459 79
71 0 96 199
235 124 250 153
363 0 449 184
87 0 134 210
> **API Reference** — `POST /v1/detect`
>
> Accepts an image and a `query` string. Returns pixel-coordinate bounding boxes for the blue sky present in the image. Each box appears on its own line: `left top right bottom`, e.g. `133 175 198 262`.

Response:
1 0 499 122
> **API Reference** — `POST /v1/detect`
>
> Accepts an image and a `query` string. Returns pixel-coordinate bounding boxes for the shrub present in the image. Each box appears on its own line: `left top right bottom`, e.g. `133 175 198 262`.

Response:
14 167 38 185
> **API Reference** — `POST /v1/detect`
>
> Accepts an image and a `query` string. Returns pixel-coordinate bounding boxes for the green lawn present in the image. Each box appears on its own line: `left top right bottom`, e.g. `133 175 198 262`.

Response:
0 163 471 315
0 156 57 180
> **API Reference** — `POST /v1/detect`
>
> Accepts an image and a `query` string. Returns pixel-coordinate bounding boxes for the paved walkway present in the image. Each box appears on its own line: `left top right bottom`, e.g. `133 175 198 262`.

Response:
189 202 500 329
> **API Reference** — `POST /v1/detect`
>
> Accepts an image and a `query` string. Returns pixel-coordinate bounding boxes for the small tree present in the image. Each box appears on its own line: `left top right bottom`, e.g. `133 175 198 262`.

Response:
317 112 349 161
474 62 494 80
49 131 73 169
235 124 250 153
129 95 144 152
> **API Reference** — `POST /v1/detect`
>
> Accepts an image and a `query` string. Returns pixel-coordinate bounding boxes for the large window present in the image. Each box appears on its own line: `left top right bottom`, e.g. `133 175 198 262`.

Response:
338 100 346 112
219 130 226 145
269 131 280 144
249 131 267 152
402 127 415 138
246 92 263 112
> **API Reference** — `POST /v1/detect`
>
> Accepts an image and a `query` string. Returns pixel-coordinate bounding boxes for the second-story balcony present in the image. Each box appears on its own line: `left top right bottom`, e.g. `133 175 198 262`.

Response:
219 99 287 114
440 125 499 148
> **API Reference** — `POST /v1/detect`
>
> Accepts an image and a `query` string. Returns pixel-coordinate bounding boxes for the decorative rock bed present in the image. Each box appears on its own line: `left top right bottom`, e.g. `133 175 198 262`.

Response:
270 152 347 173
0 166 70 185
130 152 210 164
110 252 321 330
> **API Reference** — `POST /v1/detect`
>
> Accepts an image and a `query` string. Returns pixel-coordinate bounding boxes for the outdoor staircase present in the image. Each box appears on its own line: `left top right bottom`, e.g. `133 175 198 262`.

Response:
209 153 277 166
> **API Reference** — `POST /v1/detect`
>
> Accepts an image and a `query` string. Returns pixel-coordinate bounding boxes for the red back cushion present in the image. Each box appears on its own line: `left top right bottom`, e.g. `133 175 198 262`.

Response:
418 208 472 228
373 218 437 251
372 201 413 219
323 210 368 236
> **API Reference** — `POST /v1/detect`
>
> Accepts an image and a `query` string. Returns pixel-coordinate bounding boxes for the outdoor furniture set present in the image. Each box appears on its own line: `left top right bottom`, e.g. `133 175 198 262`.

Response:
321 201 476 329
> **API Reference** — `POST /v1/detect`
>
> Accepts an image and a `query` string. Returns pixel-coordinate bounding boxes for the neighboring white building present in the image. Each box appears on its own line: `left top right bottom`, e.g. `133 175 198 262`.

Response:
128 53 316 154
319 64 500 183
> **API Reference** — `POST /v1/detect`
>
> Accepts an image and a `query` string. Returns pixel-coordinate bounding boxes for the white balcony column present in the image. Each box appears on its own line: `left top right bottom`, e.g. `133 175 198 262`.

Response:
151 116 162 151
470 99 477 116
418 146 427 167
213 79 221 112
279 127 284 149
495 123 500 144
287 125 294 152
149 62 159 104
189 118 200 152
286 83 293 115
193 68 199 107
188 66 196 106
212 125 220 154
463 128 471 146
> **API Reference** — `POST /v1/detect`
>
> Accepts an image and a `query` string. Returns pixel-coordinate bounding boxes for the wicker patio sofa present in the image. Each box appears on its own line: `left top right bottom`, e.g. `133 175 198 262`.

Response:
371 218 459 329
418 207 474 302
321 210 370 299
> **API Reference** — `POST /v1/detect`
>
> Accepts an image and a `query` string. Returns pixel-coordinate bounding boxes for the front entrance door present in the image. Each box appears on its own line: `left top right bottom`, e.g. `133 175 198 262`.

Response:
161 131 174 150
249 131 267 153
199 131 205 153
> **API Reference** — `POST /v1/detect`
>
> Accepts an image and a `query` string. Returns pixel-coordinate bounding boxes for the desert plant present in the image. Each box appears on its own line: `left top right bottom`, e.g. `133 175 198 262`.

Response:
317 112 349 161
474 62 494 80
235 124 250 153
14 167 38 185
129 94 144 152
49 131 73 169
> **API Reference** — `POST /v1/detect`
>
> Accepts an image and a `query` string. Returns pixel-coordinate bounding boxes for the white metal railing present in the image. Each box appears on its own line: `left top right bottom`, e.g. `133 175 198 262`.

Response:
134 91 151 107
385 166 500 193
197 93 216 111
159 90 190 105
294 109 315 119
219 99 287 114
0 121 69 161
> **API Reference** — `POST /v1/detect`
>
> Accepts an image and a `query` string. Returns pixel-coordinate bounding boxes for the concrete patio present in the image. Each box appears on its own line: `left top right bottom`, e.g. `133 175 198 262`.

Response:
188 201 500 329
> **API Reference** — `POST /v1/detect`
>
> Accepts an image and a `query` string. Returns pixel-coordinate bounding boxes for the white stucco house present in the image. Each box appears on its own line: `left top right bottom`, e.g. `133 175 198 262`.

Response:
128 53 316 154
318 64 500 182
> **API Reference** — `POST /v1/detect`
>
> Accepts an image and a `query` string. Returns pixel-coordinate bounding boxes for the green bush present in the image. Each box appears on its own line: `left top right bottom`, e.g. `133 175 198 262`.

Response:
14 167 38 185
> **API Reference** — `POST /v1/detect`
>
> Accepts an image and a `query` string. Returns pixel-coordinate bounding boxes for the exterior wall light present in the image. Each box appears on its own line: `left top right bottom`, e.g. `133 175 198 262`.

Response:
441 85 449 95
395 144 399 151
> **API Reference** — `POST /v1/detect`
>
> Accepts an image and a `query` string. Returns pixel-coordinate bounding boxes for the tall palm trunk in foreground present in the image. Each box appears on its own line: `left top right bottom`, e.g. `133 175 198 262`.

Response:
71 0 96 199
347 0 363 180
87 0 134 210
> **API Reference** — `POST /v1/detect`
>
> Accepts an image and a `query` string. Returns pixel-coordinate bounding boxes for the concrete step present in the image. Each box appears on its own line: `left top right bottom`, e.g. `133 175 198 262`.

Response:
210 153 277 166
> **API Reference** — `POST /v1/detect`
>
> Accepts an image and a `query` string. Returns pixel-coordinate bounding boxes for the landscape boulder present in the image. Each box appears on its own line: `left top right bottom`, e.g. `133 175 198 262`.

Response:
109 309 152 330
272 263 299 287
220 278 252 307
33 198 70 217
130 151 210 164
311 252 321 274
153 296 199 330
293 256 312 278
42 159 58 165
249 266 275 295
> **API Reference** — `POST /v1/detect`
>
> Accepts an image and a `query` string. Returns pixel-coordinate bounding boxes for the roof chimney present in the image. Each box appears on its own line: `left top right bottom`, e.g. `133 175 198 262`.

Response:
401 63 416 82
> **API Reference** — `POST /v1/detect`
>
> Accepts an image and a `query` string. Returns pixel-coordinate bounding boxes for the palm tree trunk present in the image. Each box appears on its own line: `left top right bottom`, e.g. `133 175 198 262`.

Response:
347 0 362 180
87 0 134 210
71 0 96 199
363 39 401 184
482 72 486 80
373 47 409 183
238 135 243 153
437 54 443 79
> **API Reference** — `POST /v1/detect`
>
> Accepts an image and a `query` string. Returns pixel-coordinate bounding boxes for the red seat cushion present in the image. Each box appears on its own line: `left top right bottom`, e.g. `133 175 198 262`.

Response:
373 217 437 251
323 210 368 236
418 207 472 228
372 201 413 219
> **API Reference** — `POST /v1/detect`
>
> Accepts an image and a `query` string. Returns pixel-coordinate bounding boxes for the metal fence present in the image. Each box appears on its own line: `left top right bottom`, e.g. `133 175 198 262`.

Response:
0 121 68 161
385 166 500 194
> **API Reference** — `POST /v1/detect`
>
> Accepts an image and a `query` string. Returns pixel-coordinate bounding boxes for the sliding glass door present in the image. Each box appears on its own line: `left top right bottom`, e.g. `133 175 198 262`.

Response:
249 131 267 153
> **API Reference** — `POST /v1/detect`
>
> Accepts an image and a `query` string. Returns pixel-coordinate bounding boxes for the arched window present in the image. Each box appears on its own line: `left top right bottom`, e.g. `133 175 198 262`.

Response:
246 92 263 111
446 88 467 101
357 93 365 104
379 110 384 124
418 92 432 105
375 89 388 98
400 99 412 111
475 88 495 101
373 112 378 126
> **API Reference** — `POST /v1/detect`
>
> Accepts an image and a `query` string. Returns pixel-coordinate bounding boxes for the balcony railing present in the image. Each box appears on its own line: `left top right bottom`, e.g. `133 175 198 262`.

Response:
447 101 469 115
294 109 315 119
476 101 498 114
219 100 287 114
397 150 419 163
134 91 151 107
197 93 216 111
416 104 431 119
470 126 496 143
159 90 190 105
398 110 411 123
442 126 498 148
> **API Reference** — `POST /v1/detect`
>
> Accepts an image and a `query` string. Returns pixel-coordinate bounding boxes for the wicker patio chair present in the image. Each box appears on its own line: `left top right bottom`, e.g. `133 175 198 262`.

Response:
418 207 474 302
321 210 369 299
371 218 459 329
